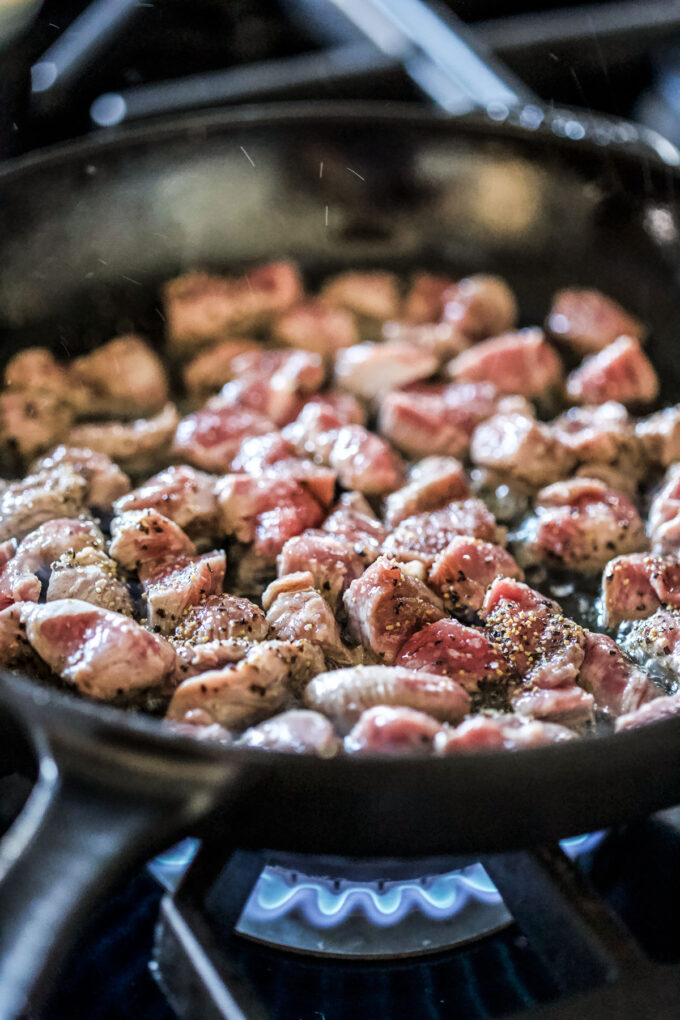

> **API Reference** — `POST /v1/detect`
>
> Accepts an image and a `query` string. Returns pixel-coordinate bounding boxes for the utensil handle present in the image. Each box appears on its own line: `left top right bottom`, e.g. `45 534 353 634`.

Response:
0 748 193 1020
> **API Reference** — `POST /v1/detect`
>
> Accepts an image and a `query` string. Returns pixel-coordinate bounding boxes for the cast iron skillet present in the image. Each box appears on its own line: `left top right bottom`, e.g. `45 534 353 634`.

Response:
2 103 680 1018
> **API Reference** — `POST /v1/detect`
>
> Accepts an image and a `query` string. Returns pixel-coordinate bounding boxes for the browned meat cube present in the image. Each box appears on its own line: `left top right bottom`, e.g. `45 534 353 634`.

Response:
447 329 563 404
546 288 645 356
435 713 575 754
395 618 511 691
230 347 324 393
334 341 437 404
344 705 443 755
321 270 401 327
182 338 260 400
648 464 680 554
381 320 469 363
551 402 643 475
578 632 659 717
636 406 680 467
109 508 196 571
442 274 518 340
46 546 132 615
71 335 168 419
231 431 296 471
384 456 469 528
428 536 524 614
283 396 364 463
566 336 659 408
141 549 226 634
263 571 358 664
69 402 179 474
600 552 680 627
329 425 404 496
0 465 86 543
25 599 176 701
615 691 680 731
260 459 337 509
113 464 218 539
278 531 364 611
322 493 387 563
0 389 74 462
4 347 76 401
619 607 680 677
273 299 359 355
172 639 251 682
0 603 41 668
172 404 274 473
33 446 130 510
343 556 445 663
304 664 470 731
403 273 456 324
164 261 303 353
382 499 504 567
217 475 324 546
530 477 647 572
511 686 595 727
471 412 576 489
239 709 340 756
173 593 268 645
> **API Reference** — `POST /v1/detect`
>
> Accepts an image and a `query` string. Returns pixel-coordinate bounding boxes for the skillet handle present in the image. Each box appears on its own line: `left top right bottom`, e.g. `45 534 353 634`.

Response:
0 744 202 1020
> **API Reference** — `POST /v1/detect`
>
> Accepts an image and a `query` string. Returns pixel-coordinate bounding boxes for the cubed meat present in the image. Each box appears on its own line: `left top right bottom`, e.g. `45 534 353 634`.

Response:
0 389 74 462
530 477 647 572
384 456 469 528
69 402 179 474
230 347 324 393
511 686 595 727
442 274 518 340
113 465 218 539
4 348 80 406
217 474 324 546
382 499 504 567
47 547 133 616
601 552 680 628
172 404 275 473
648 464 680 554
278 532 364 611
343 556 445 663
173 593 268 645
329 425 404 496
273 299 359 355
381 320 469 363
615 692 680 732
546 288 645 356
618 607 680 677
428 536 524 614
172 639 250 682
403 273 456 323
435 713 575 754
0 465 86 543
25 599 176 701
321 270 401 326
32 446 130 510
304 664 470 732
470 413 575 488
239 709 340 756
283 397 363 463
469 467 534 524
182 338 260 400
578 632 658 717
263 572 358 664
109 509 196 571
395 618 511 691
566 336 659 408
163 262 303 353
551 402 644 477
637 406 680 467
230 432 296 472
70 335 168 418
447 329 563 404
322 493 388 563
344 705 443 755
0 603 40 668
334 341 437 404
141 549 226 634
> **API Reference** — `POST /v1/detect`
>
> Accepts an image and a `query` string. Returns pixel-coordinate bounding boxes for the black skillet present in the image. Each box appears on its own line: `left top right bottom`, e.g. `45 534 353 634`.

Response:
3 30 680 1020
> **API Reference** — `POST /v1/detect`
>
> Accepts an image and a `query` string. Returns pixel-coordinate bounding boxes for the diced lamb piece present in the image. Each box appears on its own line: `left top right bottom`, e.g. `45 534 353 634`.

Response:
215 375 305 429
511 686 595 727
384 457 469 528
0 603 40 667
32 446 130 510
173 638 250 682
381 320 469 363
395 618 511 691
182 338 260 400
278 531 364 610
481 578 586 689
615 691 680 732
321 270 401 327
282 399 359 464
0 466 86 543
0 389 74 462
173 593 268 645
403 273 456 324
637 407 680 467
166 639 324 728
447 329 563 404
306 391 366 424
428 536 524 615
69 402 179 474
329 425 404 496
566 336 659 408
471 413 575 489
273 299 359 355
343 556 445 664
334 341 437 404
345 705 443 755
305 664 470 732
382 499 504 567
163 261 303 353
263 571 359 664
442 274 518 340
4 348 79 405
231 432 296 472
217 475 324 546
619 607 680 677
551 402 644 477
574 463 639 500
0 517 104 610
648 464 680 554
230 347 324 392
239 709 340 756
435 713 576 754
601 552 680 627
25 599 176 701
113 465 218 539
109 509 196 571
141 549 226 634
322 493 387 564
530 477 647 573
70 335 168 418
261 459 337 509
47 547 133 616
546 288 645 356
578 632 659 717
172 404 274 473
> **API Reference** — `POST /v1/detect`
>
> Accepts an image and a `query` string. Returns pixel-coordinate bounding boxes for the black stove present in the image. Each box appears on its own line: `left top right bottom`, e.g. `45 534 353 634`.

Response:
4 1 680 1018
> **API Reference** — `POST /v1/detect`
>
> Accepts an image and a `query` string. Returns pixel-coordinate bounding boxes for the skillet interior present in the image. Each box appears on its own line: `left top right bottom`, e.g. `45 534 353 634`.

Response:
1 103 680 854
